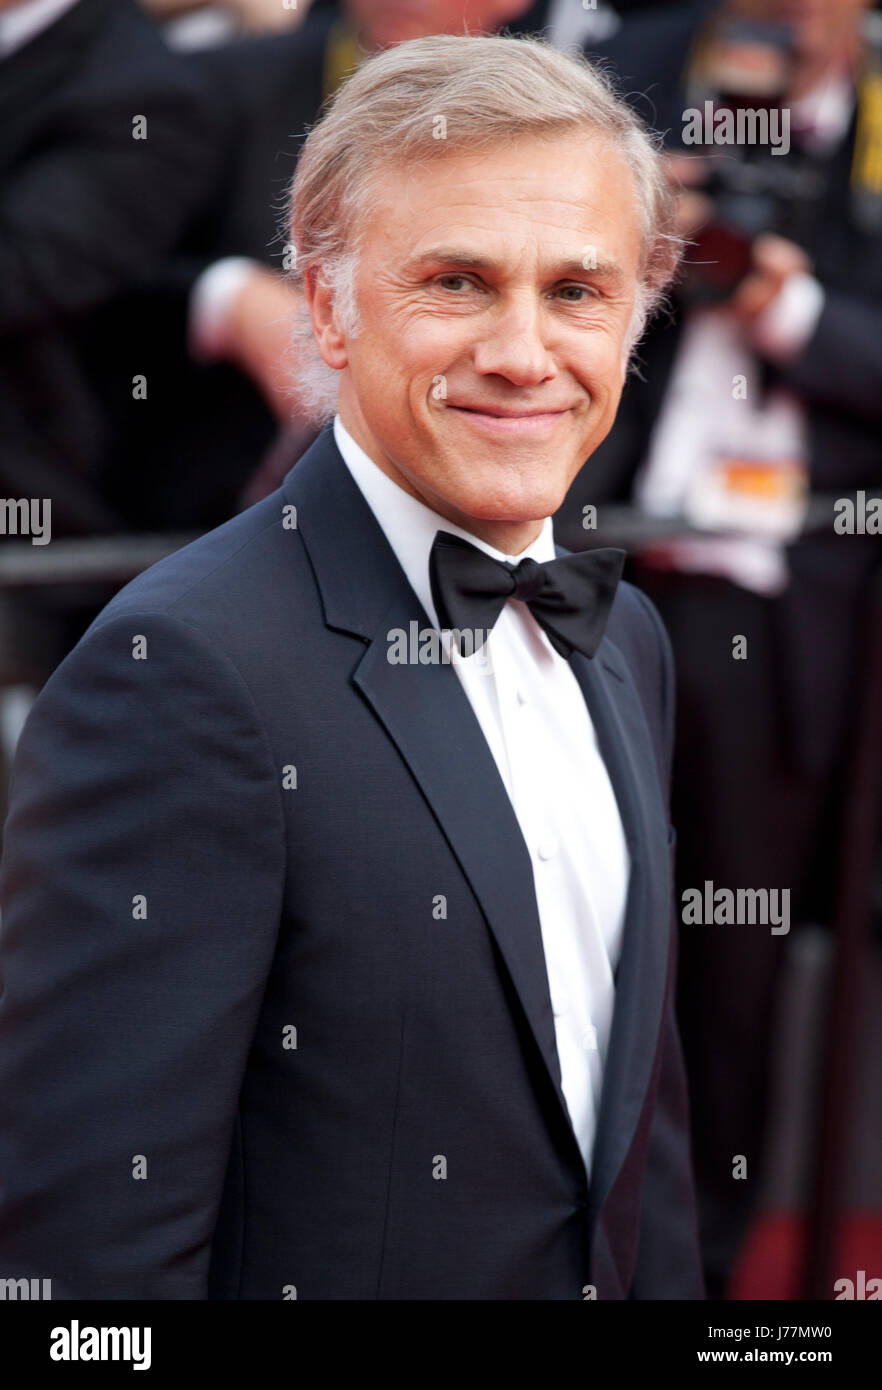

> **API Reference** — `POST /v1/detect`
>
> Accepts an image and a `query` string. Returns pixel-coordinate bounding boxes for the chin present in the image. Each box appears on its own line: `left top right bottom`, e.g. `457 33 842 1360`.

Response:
451 485 568 526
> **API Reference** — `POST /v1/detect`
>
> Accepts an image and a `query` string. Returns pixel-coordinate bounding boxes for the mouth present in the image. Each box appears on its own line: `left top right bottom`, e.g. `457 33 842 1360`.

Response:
448 405 573 435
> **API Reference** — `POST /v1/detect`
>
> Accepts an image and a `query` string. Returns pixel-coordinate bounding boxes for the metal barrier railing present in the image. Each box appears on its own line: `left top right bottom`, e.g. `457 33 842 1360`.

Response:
0 488 875 734
559 488 882 549
0 532 203 588
0 488 878 587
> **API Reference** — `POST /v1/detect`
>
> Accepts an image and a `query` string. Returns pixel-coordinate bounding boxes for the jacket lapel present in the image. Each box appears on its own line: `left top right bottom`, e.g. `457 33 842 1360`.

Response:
353 607 576 1127
283 429 581 1155
566 642 672 1256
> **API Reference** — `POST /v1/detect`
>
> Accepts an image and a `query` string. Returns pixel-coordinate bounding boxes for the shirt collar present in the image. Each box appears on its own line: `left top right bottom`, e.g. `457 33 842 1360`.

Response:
332 413 557 631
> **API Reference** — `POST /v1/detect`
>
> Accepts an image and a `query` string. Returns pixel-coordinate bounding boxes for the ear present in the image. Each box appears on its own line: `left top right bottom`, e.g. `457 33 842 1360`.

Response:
304 265 349 370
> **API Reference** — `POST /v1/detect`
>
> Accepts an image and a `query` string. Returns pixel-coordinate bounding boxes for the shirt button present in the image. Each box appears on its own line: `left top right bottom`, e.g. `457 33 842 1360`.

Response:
537 838 557 861
550 987 568 1017
516 688 529 705
582 1025 598 1051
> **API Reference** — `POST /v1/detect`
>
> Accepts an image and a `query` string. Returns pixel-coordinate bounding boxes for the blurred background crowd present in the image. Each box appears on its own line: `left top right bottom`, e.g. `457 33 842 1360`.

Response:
1 0 880 1300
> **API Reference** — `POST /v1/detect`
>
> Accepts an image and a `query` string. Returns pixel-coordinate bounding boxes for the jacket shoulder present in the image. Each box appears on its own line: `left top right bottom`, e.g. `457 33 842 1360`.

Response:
84 489 302 646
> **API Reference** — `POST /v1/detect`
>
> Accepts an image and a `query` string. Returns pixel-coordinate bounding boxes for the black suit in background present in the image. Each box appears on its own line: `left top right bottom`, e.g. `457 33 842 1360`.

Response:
0 0 221 680
98 5 338 536
0 0 219 531
0 427 704 1299
555 1 882 1291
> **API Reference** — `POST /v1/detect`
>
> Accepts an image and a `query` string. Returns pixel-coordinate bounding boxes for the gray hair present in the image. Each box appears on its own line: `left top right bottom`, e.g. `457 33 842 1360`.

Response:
282 33 682 424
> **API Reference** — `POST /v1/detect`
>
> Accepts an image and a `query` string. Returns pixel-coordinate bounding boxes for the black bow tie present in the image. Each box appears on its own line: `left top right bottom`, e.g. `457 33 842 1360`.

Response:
429 530 625 660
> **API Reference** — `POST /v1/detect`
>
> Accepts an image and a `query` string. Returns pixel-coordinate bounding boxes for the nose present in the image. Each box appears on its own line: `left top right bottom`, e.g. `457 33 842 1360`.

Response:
472 291 557 387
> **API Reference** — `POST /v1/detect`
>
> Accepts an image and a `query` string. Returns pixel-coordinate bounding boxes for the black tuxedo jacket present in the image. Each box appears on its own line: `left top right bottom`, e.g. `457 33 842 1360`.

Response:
0 427 703 1299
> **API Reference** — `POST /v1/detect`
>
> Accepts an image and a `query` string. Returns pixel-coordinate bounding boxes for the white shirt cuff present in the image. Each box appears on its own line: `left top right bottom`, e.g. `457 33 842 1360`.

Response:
189 256 258 361
749 271 825 362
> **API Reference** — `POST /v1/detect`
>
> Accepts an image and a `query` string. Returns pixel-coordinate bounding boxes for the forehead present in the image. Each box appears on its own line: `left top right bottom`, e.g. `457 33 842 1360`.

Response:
359 130 642 269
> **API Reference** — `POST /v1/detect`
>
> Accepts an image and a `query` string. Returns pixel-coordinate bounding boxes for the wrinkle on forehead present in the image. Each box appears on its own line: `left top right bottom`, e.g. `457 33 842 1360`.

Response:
361 134 642 274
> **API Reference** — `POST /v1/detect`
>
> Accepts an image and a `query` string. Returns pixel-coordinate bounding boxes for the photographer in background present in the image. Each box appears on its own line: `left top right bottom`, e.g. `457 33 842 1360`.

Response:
557 0 882 1297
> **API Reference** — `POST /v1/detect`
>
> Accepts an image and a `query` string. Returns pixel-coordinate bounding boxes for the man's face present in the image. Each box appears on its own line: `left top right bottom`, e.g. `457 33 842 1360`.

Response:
310 130 642 547
345 0 534 49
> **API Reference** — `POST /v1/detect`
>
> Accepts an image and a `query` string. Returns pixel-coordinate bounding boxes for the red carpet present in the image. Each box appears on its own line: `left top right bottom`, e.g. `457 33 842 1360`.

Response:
729 1212 882 1299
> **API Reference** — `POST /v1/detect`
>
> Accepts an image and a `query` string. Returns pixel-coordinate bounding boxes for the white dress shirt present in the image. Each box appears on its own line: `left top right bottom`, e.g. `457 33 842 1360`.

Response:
332 414 630 1180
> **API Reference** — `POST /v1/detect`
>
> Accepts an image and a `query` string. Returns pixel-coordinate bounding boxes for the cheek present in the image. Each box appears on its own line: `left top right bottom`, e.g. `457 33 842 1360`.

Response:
347 329 410 402
567 323 626 385
356 309 456 382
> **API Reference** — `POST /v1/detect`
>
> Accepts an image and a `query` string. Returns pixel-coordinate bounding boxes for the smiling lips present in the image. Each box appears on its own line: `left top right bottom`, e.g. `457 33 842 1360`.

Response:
448 403 574 434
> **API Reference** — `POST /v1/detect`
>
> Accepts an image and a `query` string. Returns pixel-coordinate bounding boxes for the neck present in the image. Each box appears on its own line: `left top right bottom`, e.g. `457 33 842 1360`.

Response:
338 410 546 556
424 507 545 557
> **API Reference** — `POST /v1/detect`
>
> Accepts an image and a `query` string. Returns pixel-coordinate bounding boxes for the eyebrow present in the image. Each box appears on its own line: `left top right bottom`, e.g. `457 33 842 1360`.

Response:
406 247 628 290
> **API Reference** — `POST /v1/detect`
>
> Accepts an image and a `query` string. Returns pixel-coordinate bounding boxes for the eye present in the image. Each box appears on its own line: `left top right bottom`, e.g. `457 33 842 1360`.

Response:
556 283 601 303
436 273 475 292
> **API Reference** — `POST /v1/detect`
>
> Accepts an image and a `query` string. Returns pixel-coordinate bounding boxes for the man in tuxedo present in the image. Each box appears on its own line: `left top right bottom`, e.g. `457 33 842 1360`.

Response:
0 33 704 1299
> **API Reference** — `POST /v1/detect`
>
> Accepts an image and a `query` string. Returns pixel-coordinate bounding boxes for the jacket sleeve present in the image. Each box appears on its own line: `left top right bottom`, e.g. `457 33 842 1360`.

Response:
0 38 221 335
627 589 705 1300
0 610 285 1298
770 290 882 425
628 934 706 1299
